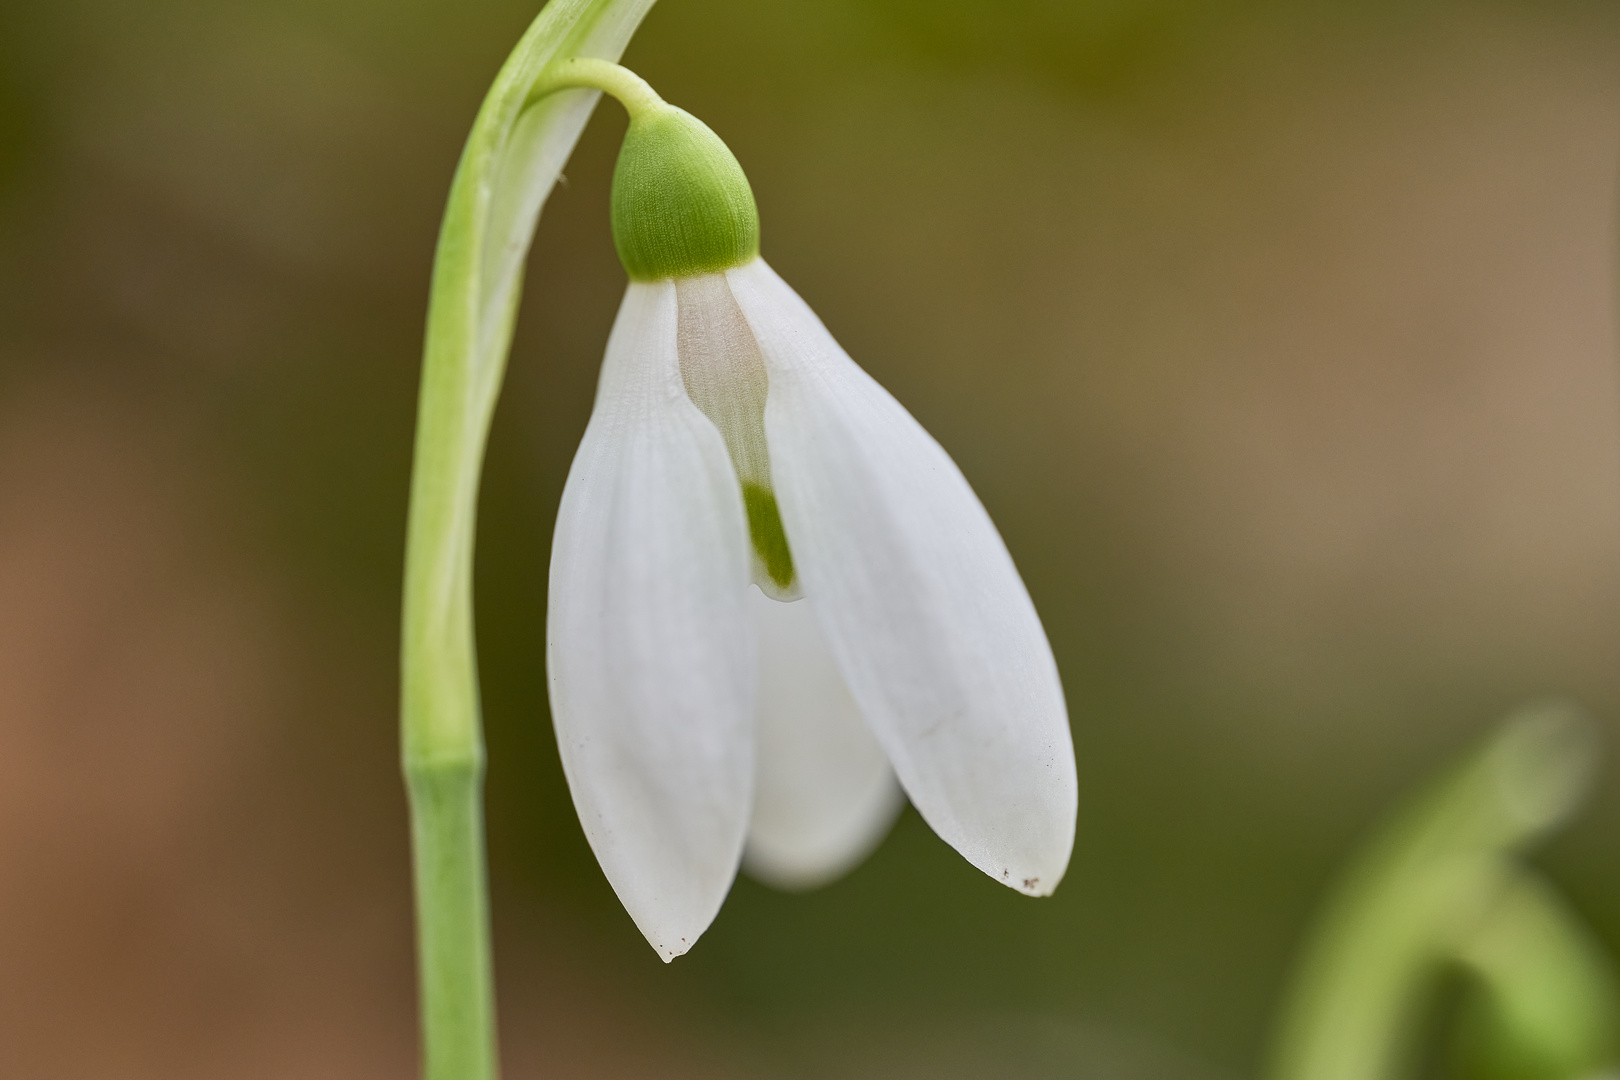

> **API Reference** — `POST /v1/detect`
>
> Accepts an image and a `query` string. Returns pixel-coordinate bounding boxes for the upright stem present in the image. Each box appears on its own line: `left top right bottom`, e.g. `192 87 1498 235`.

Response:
398 2 656 1075
402 193 500 1078
402 280 500 1080
407 761 498 1080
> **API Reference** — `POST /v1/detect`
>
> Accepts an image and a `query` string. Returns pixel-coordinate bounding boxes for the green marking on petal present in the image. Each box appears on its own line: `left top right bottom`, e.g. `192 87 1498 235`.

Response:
742 482 795 590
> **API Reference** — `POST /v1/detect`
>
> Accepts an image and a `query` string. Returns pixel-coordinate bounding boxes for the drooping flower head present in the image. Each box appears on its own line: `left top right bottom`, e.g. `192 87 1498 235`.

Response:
545 63 1077 960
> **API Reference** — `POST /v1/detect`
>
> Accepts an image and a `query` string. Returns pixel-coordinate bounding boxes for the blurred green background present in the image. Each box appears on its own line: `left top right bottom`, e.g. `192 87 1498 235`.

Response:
1 0 1619 1076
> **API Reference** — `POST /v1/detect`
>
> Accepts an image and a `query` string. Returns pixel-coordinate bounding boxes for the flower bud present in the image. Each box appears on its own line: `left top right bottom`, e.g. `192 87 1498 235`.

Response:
610 106 759 281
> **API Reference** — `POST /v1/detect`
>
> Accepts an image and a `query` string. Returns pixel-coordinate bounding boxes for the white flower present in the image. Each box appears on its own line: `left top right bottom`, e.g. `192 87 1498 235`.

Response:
547 256 1077 961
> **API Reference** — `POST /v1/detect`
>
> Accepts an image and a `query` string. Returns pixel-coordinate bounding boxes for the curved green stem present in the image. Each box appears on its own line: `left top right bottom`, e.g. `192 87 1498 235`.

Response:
1266 702 1612 1080
1451 874 1619 1080
528 57 667 118
400 2 656 1078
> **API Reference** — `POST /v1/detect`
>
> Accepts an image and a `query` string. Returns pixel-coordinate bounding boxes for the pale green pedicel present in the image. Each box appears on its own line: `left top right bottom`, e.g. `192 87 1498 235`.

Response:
1267 702 1619 1080
399 4 655 1080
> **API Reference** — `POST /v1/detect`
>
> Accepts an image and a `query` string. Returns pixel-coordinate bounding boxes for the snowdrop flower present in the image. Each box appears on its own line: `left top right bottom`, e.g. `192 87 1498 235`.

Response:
545 62 1077 960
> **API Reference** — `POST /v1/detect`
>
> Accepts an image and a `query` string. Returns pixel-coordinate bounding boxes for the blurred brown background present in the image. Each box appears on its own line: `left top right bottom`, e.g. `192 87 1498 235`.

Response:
1 0 1618 1076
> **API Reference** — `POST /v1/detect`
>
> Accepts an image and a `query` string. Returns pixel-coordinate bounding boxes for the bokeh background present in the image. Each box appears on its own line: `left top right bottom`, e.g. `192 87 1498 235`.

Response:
2 0 1619 1076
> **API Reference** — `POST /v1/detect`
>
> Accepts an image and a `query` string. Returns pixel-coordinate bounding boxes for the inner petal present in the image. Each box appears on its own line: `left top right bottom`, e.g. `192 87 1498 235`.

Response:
743 586 903 890
676 272 796 595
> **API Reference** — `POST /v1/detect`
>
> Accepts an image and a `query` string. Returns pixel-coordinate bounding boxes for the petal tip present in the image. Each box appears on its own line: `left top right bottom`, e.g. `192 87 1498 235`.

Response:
646 928 701 963
1016 873 1059 898
986 853 1070 898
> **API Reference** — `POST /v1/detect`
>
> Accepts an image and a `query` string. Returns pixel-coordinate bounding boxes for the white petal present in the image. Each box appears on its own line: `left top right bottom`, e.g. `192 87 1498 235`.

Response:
743 588 904 890
547 281 755 960
727 258 1077 896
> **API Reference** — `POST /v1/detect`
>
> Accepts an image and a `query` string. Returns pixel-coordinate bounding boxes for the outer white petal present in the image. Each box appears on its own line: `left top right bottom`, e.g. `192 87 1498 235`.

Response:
547 281 755 960
727 258 1077 896
743 588 904 890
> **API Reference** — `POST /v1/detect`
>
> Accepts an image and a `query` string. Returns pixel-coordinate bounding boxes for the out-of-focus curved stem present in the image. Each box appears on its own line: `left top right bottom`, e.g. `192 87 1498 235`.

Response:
1452 874 1619 1080
1267 702 1614 1080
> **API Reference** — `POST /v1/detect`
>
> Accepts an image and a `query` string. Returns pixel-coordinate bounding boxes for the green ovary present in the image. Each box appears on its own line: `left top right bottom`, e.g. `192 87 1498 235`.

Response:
742 483 795 590
611 107 759 282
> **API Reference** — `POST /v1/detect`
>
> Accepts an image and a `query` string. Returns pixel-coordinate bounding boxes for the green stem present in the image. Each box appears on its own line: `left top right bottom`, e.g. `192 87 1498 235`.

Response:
528 57 666 118
1266 702 1600 1080
1451 874 1620 1078
408 760 497 1080
399 3 657 1078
